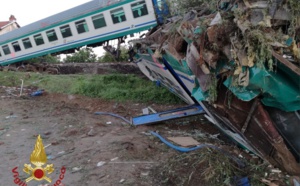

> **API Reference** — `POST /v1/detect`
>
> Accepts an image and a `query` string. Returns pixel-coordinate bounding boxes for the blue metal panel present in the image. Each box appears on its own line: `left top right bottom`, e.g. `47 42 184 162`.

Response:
151 0 170 24
132 105 205 125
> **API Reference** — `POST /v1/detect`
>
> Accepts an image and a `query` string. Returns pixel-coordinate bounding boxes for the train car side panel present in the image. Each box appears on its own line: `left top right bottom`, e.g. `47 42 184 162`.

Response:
0 0 158 65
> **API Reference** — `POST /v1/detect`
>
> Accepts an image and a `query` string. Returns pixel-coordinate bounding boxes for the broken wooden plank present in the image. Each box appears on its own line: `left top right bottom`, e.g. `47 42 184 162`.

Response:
167 137 200 147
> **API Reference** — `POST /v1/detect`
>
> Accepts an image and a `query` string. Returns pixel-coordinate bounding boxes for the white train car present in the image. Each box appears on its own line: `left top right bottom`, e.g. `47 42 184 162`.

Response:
0 0 168 66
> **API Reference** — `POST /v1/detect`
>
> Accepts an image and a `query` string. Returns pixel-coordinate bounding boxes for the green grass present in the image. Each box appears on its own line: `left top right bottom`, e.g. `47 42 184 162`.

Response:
0 72 183 104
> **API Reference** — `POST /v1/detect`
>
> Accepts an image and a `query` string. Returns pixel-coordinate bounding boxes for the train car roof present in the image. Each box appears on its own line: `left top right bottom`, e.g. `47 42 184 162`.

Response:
0 0 126 44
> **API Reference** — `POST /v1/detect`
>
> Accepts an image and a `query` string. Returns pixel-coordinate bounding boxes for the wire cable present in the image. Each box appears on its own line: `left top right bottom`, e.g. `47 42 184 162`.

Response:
94 112 131 124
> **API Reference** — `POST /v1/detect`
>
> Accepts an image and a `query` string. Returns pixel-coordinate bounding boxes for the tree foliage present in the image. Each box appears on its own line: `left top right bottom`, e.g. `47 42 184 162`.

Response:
25 54 61 64
98 46 129 63
169 0 218 14
63 47 97 63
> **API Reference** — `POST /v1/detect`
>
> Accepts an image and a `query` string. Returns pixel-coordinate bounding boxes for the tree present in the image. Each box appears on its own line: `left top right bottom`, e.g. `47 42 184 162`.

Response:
98 46 129 62
63 47 97 63
24 54 61 64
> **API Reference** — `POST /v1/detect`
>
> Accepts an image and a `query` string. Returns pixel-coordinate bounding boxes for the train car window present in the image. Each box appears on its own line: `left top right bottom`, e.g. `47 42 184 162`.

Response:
110 8 126 24
2 45 11 55
22 38 33 49
12 41 21 52
46 30 58 42
131 1 148 18
0 51 2 57
34 34 45 46
92 14 106 29
75 20 89 34
60 25 73 38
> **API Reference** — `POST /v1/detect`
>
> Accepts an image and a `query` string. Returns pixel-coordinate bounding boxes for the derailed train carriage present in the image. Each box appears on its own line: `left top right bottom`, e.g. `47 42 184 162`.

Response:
0 0 299 176
0 0 168 65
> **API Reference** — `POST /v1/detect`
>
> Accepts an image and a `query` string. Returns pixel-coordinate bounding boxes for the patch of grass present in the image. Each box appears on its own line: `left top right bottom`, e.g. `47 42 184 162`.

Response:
0 72 183 104
0 72 24 87
72 74 183 104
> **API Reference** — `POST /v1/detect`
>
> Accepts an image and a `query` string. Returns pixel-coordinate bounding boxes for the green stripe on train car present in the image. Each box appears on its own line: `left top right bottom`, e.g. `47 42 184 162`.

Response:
0 24 157 65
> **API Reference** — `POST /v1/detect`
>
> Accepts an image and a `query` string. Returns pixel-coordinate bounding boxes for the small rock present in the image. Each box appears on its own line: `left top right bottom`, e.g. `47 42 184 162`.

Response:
44 131 52 135
141 132 151 136
271 169 282 173
71 167 82 173
110 131 117 134
47 155 54 160
141 172 149 176
57 151 65 155
119 179 125 183
68 95 75 100
51 141 59 145
0 142 4 145
5 115 17 119
110 157 119 161
88 128 95 136
97 161 106 167
96 141 102 144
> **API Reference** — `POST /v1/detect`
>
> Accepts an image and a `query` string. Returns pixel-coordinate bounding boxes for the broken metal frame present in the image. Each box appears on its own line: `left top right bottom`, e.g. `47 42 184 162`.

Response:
132 104 204 126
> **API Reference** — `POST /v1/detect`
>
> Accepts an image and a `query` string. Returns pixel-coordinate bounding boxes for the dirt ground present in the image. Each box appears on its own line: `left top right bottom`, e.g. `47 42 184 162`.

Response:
0 88 221 186
0 87 291 186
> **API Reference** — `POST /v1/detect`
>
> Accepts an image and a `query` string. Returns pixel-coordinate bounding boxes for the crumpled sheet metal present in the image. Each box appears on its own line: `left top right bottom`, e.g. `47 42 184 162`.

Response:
267 107 300 163
224 65 300 112
131 0 300 175
212 84 300 175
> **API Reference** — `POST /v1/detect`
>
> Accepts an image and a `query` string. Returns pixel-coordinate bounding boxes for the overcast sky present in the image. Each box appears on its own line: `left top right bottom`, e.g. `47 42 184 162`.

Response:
0 0 91 26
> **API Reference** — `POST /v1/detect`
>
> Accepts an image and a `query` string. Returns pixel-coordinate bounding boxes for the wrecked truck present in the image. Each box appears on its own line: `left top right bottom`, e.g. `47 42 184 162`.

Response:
129 0 300 175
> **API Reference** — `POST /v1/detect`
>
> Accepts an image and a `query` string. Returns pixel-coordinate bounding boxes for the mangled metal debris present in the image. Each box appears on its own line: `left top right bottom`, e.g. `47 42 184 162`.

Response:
130 0 300 175
132 105 204 125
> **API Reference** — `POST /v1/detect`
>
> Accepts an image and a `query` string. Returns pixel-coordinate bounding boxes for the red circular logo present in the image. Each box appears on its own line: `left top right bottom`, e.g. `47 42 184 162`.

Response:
34 169 44 179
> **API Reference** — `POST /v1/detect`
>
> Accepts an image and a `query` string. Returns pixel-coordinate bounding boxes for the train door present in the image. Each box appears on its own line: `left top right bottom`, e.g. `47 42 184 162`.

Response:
152 0 170 24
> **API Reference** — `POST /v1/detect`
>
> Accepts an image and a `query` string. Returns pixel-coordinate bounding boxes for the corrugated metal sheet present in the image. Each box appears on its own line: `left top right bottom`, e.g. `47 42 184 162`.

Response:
0 0 125 43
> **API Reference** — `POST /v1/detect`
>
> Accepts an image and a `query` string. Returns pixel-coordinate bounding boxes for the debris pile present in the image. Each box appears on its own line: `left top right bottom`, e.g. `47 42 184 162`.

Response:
130 0 300 175
135 0 299 105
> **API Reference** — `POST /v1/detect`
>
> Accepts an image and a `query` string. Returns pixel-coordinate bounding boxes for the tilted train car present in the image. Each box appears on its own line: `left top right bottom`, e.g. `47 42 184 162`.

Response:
0 0 168 66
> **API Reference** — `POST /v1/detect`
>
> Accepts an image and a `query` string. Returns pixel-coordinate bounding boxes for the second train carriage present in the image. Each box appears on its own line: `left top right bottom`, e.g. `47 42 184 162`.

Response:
0 0 169 66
